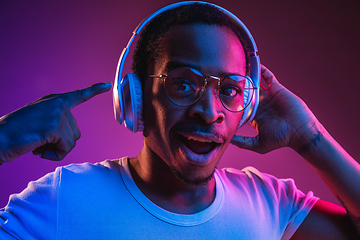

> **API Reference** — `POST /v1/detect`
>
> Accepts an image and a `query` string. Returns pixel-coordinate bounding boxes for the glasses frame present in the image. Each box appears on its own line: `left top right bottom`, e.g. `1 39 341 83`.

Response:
149 67 257 112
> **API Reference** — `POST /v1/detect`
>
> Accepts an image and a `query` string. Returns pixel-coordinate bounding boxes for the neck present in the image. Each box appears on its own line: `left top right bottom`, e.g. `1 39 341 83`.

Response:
129 147 216 214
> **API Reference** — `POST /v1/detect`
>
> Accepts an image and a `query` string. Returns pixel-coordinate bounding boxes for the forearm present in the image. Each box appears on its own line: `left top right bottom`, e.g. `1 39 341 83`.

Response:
0 120 10 165
294 122 360 234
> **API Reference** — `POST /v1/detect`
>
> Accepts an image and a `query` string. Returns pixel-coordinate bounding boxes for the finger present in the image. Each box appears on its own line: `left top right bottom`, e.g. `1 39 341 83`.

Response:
33 144 61 160
260 65 279 87
32 114 79 160
32 135 76 161
66 109 81 140
231 134 260 152
62 82 112 109
260 84 267 90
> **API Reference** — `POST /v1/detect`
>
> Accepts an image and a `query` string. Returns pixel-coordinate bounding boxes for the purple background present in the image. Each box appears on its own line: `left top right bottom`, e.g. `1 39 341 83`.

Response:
1 0 360 208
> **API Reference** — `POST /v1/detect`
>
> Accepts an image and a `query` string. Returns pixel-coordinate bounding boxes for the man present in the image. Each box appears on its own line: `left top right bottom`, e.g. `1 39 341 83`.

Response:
0 2 359 239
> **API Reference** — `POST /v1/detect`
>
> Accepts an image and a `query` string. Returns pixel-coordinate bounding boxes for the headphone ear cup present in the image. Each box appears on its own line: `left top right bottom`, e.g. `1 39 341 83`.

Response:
120 73 144 133
237 55 260 128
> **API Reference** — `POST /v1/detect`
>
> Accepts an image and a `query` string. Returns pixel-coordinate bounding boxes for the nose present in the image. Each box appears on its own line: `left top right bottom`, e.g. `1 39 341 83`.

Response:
188 83 225 124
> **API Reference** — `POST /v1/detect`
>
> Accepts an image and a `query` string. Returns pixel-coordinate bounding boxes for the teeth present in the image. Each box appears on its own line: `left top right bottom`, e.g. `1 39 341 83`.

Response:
185 136 213 143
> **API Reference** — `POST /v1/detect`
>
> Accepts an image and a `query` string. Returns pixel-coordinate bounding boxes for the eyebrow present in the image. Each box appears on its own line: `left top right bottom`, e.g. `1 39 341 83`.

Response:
164 61 198 72
164 61 244 77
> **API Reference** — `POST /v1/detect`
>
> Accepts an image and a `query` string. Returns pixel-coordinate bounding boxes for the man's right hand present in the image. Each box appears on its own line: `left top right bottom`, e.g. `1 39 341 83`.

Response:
0 82 112 164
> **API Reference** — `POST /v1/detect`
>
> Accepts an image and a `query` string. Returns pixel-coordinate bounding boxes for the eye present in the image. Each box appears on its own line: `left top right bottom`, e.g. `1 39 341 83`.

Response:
171 78 196 94
220 85 242 98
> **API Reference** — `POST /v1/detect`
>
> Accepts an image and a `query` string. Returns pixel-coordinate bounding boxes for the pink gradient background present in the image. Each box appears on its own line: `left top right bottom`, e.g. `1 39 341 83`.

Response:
1 0 360 208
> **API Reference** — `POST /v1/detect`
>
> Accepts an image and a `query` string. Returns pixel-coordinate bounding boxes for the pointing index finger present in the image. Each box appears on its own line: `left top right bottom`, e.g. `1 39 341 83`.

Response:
62 82 112 109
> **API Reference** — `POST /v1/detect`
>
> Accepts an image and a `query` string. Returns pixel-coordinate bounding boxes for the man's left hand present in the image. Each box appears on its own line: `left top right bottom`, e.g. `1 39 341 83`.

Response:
231 65 318 154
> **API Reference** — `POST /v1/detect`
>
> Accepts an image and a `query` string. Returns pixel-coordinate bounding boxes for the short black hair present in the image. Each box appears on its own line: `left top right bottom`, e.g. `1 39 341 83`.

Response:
132 2 250 84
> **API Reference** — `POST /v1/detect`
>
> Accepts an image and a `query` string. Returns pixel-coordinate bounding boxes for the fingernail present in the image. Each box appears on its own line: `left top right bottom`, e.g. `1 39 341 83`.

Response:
103 82 112 87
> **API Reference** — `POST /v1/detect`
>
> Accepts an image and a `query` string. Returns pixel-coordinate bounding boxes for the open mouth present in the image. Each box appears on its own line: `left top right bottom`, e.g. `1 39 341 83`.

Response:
179 135 220 154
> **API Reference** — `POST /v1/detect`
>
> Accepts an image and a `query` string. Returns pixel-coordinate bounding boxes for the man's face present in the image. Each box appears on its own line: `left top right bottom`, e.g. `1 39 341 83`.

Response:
142 23 246 184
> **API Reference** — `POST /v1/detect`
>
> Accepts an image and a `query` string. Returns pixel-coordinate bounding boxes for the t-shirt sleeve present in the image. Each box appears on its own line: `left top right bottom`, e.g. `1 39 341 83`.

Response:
241 167 319 240
277 178 319 240
0 167 61 240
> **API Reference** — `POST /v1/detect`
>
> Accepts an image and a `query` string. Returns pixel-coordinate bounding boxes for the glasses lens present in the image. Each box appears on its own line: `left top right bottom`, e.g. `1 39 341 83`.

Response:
164 68 204 106
219 76 255 112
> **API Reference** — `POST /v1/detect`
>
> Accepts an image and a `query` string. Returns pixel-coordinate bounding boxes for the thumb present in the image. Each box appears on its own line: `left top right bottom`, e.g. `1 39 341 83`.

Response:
231 134 260 152
62 82 112 109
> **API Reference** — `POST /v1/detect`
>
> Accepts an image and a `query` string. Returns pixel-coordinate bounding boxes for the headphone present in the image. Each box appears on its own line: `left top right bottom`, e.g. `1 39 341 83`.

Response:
113 1 260 133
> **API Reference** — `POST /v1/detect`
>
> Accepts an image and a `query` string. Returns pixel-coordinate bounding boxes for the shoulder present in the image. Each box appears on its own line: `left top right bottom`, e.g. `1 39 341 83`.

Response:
60 158 122 173
55 158 125 190
216 166 318 204
216 166 294 188
216 166 319 239
5 158 124 201
10 158 126 204
54 158 124 181
0 158 127 239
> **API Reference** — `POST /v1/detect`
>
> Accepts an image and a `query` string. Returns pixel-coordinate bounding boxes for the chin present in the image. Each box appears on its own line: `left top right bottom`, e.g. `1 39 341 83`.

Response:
170 165 215 186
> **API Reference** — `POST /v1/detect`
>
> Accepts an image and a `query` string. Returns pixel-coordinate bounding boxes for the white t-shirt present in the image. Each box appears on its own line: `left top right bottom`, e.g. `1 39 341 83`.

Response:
0 157 318 239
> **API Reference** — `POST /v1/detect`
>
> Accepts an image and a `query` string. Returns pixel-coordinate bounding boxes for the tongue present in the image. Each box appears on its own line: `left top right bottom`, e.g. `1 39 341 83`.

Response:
182 137 214 154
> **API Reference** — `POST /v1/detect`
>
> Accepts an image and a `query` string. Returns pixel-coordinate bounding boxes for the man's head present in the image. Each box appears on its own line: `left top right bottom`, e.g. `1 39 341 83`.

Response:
133 3 249 185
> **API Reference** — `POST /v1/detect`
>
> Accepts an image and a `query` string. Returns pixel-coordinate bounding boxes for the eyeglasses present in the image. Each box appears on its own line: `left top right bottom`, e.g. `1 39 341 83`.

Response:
149 67 257 112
